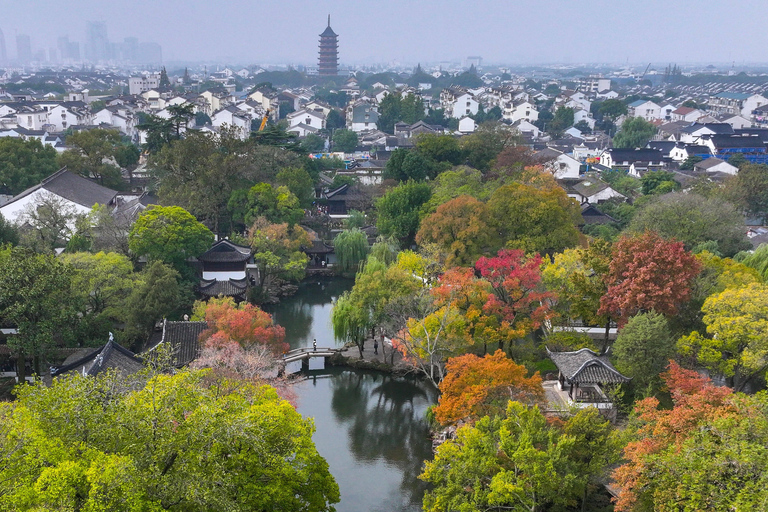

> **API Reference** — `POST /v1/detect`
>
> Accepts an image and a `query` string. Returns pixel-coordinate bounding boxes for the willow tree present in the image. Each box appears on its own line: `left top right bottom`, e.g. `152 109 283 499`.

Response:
333 228 369 275
332 292 370 358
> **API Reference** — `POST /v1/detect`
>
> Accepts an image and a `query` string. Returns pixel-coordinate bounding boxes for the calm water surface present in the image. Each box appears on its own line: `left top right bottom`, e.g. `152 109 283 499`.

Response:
269 278 438 512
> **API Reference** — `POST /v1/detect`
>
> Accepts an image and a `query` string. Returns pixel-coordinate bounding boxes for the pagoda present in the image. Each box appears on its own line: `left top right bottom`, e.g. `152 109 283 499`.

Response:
318 15 338 77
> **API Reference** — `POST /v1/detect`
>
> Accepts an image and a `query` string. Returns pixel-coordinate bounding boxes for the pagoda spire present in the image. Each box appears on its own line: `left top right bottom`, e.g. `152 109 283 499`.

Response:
328 14 331 27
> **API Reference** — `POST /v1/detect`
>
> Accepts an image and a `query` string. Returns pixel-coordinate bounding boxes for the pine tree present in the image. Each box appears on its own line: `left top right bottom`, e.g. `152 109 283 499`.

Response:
159 66 170 88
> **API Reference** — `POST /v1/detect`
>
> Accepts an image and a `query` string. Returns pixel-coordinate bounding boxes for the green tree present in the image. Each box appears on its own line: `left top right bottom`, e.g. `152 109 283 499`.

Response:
326 109 346 130
488 182 581 255
628 192 750 256
166 103 195 138
459 122 519 172
414 133 464 165
420 166 487 216
236 182 304 227
17 192 82 252
333 228 369 275
613 311 675 396
333 256 422 358
597 98 628 122
416 195 498 267
613 363 768 512
300 133 326 152
640 170 680 195
678 282 768 390
58 128 126 188
122 260 184 348
195 111 212 126
0 370 340 511
332 129 358 153
276 166 315 207
60 251 139 344
400 93 425 124
421 402 618 512
0 137 59 195
613 117 657 149
0 247 79 379
723 163 768 221
128 205 213 279
547 106 575 137
159 66 171 87
248 217 311 292
0 213 19 246
377 92 402 133
375 181 432 246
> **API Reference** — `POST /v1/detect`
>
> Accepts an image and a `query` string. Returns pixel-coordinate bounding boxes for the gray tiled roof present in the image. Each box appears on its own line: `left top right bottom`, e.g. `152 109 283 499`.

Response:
548 348 630 384
198 278 248 298
199 240 252 263
6 168 117 210
159 319 208 367
51 340 143 378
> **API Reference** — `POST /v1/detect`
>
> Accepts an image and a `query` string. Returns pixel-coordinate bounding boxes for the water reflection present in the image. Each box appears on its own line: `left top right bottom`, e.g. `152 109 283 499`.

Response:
296 369 437 512
265 277 353 350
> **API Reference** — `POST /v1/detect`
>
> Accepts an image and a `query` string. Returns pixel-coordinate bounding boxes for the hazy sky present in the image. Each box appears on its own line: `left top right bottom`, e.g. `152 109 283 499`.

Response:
2 0 767 65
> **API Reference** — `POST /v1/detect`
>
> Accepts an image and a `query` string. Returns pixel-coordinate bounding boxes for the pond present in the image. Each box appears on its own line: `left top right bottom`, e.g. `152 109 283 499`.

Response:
269 278 438 512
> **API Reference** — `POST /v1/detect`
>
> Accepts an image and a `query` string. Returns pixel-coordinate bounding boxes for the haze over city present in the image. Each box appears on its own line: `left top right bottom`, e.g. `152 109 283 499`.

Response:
2 0 768 65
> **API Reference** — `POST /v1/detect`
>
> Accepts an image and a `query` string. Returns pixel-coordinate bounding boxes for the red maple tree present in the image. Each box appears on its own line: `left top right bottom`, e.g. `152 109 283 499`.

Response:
475 249 555 341
199 297 287 355
598 231 700 326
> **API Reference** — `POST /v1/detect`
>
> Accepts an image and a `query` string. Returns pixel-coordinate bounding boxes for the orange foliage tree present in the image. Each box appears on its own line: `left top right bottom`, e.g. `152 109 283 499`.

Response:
612 361 768 511
433 349 544 425
195 296 287 355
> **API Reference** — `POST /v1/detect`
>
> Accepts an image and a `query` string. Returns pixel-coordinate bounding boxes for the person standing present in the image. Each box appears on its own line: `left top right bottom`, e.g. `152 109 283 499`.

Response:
373 338 378 355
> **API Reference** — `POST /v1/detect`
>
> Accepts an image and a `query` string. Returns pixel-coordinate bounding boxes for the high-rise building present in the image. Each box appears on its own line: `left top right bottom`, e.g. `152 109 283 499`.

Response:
16 34 32 64
0 27 7 64
318 15 338 77
57 36 80 62
86 21 110 62
138 42 162 64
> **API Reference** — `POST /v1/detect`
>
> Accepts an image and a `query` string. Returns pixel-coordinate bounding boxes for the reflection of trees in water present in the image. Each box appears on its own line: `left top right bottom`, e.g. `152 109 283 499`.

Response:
330 371 437 509
267 278 354 344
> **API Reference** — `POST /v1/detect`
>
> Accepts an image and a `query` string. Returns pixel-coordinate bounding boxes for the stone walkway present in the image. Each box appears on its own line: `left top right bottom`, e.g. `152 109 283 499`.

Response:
339 336 410 370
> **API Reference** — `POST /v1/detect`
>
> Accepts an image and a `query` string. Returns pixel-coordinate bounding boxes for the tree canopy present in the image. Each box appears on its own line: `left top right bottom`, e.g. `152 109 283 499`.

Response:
613 117 657 149
0 370 340 511
0 137 59 195
128 205 213 278
628 192 750 257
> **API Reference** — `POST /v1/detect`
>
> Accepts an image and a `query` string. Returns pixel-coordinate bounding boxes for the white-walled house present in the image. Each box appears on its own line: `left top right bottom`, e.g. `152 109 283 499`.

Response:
286 109 326 131
503 101 539 123
573 108 595 129
628 100 661 121
693 157 738 175
535 148 581 179
0 168 118 227
458 116 476 133
347 101 379 132
512 119 540 139
671 106 703 123
47 103 91 132
210 106 252 139
440 87 480 119
15 108 49 131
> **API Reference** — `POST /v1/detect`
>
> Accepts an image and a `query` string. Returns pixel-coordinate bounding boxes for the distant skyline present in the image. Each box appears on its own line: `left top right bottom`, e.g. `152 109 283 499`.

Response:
2 0 767 66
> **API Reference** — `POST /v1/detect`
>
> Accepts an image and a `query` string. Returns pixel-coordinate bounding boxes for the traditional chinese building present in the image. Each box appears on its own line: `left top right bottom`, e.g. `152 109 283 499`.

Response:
196 239 255 301
318 15 338 77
